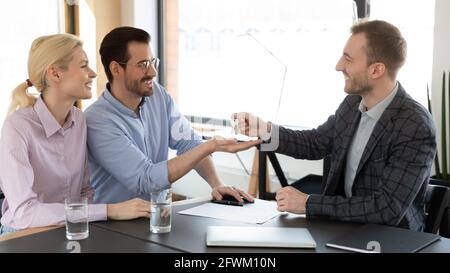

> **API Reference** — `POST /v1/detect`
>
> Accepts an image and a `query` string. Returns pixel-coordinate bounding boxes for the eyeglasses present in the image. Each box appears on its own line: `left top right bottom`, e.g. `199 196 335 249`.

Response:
117 57 160 73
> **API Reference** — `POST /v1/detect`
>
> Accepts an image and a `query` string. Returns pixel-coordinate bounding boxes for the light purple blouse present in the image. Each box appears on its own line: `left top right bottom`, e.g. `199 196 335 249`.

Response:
0 97 107 229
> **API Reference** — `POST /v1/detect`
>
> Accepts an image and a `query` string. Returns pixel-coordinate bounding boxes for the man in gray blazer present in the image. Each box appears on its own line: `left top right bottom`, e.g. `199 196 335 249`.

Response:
233 20 437 231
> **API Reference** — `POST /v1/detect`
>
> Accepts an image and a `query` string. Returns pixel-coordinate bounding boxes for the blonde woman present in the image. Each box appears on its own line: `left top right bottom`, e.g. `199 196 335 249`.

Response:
0 34 150 235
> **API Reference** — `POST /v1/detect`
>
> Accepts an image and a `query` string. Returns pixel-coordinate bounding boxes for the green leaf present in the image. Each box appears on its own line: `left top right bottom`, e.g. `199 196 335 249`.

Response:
428 84 441 177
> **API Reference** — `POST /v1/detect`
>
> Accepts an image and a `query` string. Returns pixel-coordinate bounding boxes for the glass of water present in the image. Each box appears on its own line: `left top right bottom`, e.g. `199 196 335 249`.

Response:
150 188 172 234
65 196 89 240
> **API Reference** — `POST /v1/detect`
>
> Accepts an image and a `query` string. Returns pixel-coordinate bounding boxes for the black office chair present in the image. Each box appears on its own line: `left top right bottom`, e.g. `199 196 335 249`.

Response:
257 151 330 200
424 184 450 238
424 184 450 234
440 209 450 238
428 179 450 238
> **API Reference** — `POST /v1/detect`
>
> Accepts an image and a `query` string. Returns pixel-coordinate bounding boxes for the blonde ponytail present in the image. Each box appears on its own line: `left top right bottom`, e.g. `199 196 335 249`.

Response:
7 33 82 114
7 82 38 115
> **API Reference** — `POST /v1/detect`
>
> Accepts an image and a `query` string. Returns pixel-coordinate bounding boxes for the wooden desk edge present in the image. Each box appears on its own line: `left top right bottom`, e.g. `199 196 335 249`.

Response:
0 225 63 242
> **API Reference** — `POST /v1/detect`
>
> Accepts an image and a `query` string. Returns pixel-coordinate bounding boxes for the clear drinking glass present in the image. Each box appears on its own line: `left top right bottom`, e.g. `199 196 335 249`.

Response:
65 196 89 240
150 188 172 234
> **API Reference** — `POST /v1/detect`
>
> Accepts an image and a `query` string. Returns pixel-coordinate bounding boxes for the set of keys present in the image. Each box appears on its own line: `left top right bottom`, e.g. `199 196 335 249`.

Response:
230 118 240 135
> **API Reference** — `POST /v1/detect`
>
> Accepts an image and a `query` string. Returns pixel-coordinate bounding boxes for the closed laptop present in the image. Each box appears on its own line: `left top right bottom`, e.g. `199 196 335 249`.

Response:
206 226 316 248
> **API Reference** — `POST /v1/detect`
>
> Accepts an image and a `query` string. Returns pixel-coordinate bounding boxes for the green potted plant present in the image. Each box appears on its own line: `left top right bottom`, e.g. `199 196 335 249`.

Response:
427 71 450 238
427 70 450 186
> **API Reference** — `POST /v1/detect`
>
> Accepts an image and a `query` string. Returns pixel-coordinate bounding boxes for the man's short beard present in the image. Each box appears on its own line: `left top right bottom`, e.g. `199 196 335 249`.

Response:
125 77 153 97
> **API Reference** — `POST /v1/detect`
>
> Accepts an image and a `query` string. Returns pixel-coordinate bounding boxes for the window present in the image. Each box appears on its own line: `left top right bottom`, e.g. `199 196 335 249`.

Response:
168 0 436 128
0 0 61 131
172 0 357 128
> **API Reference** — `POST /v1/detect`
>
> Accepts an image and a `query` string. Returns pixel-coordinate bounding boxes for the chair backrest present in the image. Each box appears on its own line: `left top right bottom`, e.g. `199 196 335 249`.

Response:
424 184 450 234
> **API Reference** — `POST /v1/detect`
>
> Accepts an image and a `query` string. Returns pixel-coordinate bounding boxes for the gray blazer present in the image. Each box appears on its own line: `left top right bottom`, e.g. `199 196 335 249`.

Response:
274 83 437 231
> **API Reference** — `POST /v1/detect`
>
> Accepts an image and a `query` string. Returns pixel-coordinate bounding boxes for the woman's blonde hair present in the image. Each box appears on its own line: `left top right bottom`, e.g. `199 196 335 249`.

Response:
8 33 83 114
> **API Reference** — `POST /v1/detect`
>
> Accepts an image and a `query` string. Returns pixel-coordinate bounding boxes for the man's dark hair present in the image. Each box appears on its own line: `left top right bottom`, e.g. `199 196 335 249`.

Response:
351 20 407 79
100 26 151 83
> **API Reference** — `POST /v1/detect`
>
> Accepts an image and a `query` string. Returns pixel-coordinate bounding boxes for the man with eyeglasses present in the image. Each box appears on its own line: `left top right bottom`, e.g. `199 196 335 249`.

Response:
85 27 259 204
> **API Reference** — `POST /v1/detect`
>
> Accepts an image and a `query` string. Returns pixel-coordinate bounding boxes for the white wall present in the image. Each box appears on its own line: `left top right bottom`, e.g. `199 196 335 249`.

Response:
121 0 159 58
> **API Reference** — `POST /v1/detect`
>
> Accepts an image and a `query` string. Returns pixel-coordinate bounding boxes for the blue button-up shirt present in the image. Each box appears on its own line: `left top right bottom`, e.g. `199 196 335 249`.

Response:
85 82 202 203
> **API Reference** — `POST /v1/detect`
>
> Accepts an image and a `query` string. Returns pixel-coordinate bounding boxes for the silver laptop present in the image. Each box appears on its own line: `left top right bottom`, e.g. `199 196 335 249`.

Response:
206 226 316 248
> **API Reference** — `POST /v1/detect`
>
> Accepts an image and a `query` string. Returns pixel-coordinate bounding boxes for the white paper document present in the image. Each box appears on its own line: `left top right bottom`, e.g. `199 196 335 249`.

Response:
178 199 281 224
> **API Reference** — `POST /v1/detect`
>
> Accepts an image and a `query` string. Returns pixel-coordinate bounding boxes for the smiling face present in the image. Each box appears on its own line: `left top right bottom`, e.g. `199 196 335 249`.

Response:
335 33 373 95
122 41 157 97
58 47 97 100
